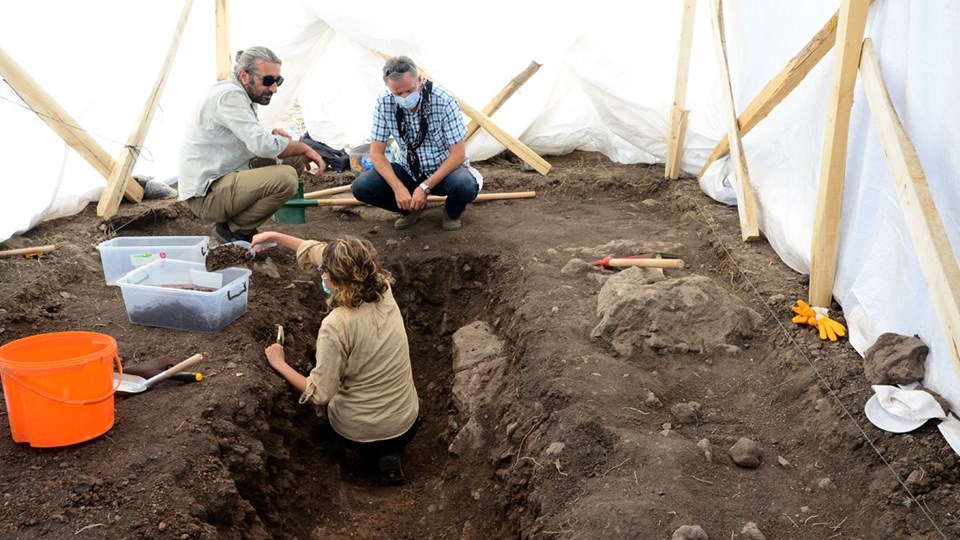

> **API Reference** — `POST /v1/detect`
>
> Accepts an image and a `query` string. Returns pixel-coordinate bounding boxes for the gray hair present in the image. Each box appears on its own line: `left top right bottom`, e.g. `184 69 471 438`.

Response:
234 46 282 76
382 55 419 82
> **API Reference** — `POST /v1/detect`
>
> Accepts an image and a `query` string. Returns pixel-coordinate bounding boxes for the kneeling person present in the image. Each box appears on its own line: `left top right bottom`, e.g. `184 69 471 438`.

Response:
255 232 419 485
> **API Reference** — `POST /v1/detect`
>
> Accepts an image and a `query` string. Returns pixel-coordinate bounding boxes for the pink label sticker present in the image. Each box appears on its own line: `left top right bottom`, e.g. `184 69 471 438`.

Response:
160 252 167 259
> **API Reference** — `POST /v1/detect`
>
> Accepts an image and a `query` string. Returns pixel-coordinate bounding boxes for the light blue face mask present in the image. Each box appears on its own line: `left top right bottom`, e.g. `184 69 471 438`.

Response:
394 90 420 110
321 274 333 295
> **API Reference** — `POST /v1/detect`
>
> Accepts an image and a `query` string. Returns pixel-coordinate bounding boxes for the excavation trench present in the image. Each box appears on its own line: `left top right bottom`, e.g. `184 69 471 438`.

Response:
214 253 525 538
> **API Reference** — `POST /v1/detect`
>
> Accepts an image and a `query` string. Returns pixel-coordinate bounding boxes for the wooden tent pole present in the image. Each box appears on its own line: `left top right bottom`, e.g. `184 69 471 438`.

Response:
710 0 759 241
216 0 231 81
698 10 842 180
464 61 542 142
665 0 697 179
0 47 144 202
809 0 870 307
860 38 960 375
98 0 196 218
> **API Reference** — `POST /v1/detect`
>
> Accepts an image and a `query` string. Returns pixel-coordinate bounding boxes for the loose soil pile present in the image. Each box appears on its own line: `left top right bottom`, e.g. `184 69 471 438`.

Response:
0 152 957 539
206 244 253 273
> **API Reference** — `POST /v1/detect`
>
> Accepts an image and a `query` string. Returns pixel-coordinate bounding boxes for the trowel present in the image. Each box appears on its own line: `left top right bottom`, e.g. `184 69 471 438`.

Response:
114 354 203 396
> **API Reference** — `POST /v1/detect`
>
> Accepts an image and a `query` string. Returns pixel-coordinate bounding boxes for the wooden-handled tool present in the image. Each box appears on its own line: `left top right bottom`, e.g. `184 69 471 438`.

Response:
591 254 685 269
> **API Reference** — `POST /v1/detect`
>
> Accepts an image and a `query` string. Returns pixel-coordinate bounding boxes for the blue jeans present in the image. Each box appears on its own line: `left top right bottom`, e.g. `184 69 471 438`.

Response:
352 163 479 219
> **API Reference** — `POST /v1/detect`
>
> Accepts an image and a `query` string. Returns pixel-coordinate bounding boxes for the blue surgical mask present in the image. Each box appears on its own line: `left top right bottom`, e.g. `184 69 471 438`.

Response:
394 90 420 110
321 274 333 295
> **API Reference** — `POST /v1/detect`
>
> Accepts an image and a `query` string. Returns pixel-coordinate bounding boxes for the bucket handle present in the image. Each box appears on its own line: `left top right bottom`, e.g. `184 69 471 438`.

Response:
0 354 123 405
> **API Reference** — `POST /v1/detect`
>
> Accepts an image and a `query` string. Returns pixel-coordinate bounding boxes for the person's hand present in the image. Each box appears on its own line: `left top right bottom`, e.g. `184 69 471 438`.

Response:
250 232 275 250
410 186 428 211
264 342 287 371
272 128 293 140
394 188 415 211
303 147 326 175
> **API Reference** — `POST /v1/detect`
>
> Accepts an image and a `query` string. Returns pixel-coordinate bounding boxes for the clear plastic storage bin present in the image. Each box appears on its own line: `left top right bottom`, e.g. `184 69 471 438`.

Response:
115 259 251 333
96 236 209 285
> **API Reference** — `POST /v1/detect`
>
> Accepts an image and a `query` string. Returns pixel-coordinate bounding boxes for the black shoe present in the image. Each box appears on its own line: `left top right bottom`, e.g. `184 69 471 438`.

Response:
212 223 256 245
378 453 405 486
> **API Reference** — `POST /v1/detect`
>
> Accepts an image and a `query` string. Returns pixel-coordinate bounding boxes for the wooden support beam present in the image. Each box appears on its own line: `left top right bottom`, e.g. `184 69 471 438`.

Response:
375 51 551 175
665 0 697 179
860 38 960 373
312 191 537 207
464 61 542 142
809 0 870 307
98 0 195 218
0 47 143 202
457 99 552 175
216 0 231 81
710 0 760 241
698 10 840 180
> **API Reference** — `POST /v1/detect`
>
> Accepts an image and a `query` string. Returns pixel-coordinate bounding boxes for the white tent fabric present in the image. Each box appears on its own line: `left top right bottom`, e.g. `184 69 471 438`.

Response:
1 1 959 413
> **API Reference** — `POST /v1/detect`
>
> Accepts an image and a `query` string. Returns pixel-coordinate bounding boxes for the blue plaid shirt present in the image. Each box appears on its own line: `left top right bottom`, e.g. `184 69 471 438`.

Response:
370 82 468 178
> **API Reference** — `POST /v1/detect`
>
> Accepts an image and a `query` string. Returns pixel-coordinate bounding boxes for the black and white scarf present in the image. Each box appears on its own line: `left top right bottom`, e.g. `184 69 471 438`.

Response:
395 79 433 181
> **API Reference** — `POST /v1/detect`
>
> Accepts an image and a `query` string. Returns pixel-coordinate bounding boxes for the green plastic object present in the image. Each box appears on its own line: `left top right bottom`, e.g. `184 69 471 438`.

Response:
273 182 318 224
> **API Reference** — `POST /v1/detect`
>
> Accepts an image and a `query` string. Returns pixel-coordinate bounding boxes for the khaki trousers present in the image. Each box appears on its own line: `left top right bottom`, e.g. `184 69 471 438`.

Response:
185 157 302 234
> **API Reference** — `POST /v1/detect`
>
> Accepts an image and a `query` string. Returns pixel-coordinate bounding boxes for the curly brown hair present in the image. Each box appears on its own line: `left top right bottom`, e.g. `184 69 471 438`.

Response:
321 236 392 309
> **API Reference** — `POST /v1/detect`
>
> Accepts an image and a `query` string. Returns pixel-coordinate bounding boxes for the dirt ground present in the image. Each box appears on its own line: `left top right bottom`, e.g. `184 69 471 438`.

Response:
0 151 957 539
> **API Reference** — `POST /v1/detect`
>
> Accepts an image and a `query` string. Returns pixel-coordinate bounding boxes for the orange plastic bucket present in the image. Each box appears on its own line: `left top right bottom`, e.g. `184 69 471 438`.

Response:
0 332 120 448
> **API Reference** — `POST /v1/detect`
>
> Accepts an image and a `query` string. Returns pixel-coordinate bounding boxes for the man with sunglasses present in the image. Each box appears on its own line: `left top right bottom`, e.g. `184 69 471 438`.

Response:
351 56 481 231
178 46 326 245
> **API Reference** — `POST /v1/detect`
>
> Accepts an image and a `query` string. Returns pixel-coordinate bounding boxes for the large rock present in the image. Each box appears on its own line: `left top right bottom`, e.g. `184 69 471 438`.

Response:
590 269 762 357
451 321 507 416
863 333 928 385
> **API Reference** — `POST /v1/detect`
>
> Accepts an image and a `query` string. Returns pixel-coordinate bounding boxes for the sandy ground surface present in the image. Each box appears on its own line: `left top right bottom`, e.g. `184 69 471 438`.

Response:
0 151 957 539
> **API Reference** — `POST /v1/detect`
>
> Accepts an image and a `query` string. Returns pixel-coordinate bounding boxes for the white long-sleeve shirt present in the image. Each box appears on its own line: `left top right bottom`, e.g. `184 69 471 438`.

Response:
177 75 289 200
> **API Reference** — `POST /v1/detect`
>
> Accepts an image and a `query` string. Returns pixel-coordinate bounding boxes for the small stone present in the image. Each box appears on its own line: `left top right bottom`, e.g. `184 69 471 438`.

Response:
800 506 811 513
545 442 565 455
777 456 791 468
386 239 399 247
816 477 836 490
423 245 430 251
739 522 764 540
697 438 715 462
729 438 762 468
672 524 708 540
462 264 472 272
226 361 237 369
551 306 559 313
767 294 786 305
58 291 73 299
158 522 167 531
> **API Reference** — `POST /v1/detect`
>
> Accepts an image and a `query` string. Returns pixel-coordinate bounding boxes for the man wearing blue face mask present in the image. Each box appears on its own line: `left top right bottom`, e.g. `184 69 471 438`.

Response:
351 56 482 231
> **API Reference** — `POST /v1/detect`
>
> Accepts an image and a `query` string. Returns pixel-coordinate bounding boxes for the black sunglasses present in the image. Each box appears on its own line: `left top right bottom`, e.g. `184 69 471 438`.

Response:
383 62 414 78
246 71 284 87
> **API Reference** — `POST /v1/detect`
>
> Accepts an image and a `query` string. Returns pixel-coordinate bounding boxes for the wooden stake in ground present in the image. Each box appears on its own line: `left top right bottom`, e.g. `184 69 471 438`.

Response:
808 0 870 307
665 0 696 179
0 47 143 203
464 61 542 142
97 0 195 219
709 0 760 242
860 38 960 375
